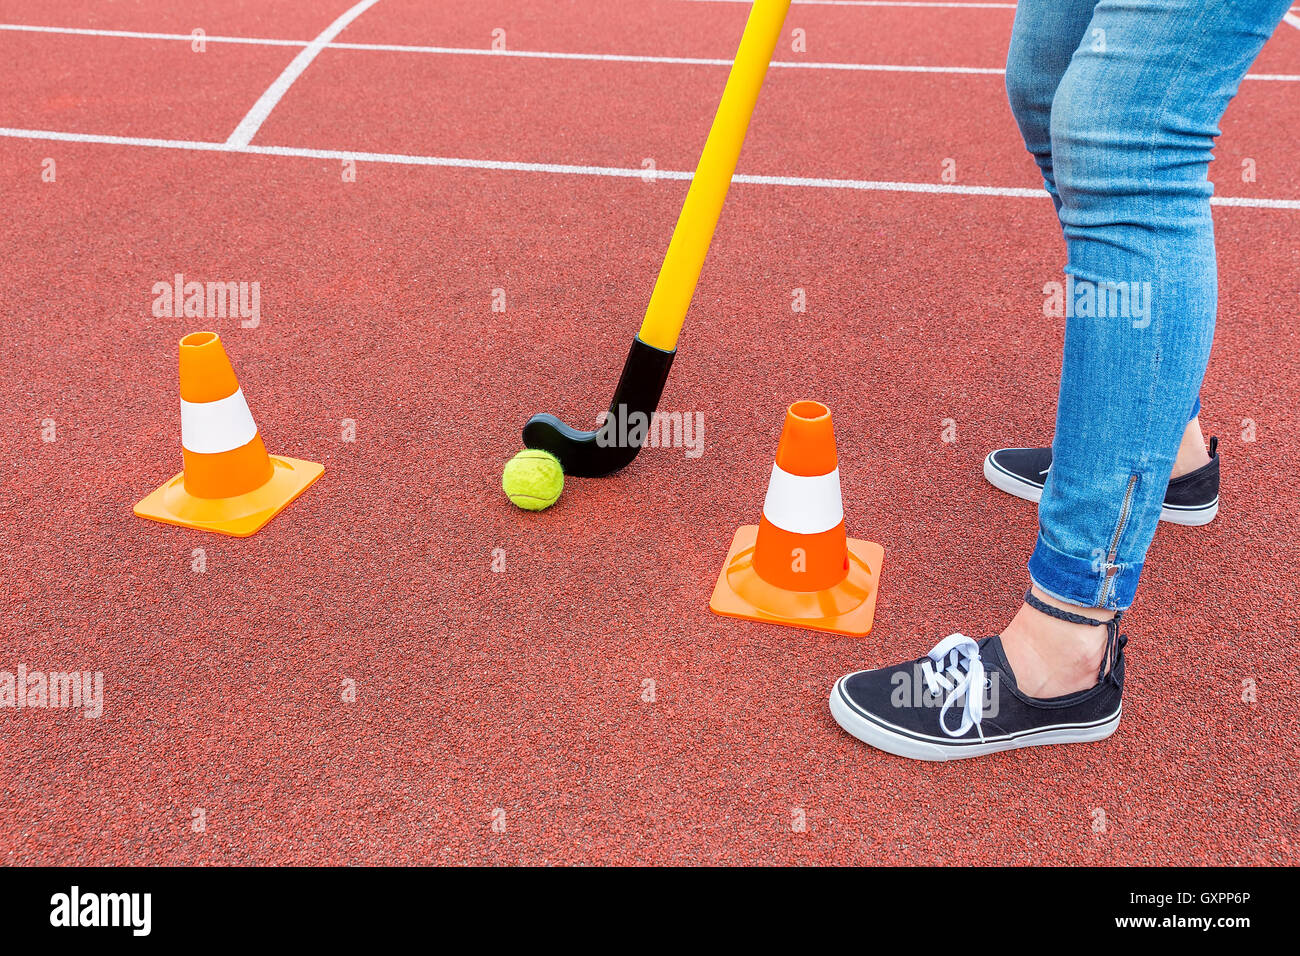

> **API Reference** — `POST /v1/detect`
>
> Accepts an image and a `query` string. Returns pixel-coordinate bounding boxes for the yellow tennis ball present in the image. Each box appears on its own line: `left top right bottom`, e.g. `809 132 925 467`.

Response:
502 449 564 511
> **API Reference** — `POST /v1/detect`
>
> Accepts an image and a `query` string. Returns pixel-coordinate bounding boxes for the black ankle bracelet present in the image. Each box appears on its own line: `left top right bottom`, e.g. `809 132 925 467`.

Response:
1023 589 1125 684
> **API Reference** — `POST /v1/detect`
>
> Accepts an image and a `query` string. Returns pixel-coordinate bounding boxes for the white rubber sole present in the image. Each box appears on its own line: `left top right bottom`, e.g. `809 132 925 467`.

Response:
829 676 1121 762
982 453 1219 527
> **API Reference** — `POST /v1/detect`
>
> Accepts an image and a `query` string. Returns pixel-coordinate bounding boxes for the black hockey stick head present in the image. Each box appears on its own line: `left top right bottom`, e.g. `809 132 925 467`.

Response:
523 337 676 478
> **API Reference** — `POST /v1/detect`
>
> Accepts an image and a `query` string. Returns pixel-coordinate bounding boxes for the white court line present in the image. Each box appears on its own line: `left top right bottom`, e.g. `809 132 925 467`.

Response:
2 24 1296 80
225 0 382 147
0 24 1005 74
1286 12 1300 30
4 126 1299 209
0 23 303 46
334 40 1009 73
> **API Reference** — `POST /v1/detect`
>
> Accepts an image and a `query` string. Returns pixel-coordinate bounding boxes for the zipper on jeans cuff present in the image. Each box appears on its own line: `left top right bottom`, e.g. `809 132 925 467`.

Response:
1099 474 1138 607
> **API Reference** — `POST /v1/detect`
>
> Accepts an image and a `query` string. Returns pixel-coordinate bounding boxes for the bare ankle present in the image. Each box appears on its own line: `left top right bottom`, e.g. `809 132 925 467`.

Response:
1171 417 1212 478
1000 587 1114 698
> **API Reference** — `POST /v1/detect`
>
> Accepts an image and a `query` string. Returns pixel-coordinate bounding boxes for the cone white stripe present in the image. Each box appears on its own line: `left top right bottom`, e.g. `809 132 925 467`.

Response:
762 464 844 534
180 388 259 454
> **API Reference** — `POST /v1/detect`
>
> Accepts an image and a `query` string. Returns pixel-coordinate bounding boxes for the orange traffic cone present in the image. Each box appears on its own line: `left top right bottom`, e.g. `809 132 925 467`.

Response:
709 401 884 636
133 331 323 537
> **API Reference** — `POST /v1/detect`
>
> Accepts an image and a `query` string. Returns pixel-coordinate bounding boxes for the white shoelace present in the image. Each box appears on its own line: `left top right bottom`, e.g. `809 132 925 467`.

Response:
920 634 987 739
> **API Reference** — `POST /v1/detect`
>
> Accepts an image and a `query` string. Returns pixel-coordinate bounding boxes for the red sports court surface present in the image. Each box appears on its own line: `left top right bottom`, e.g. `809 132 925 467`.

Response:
2 0 1298 865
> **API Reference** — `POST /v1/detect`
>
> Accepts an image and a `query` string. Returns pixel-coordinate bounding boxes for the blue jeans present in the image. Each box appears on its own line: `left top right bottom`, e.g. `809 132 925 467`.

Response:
1005 0 1291 610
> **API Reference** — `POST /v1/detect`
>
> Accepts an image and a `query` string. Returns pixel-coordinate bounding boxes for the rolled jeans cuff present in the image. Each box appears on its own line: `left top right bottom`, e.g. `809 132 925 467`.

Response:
1028 531 1143 611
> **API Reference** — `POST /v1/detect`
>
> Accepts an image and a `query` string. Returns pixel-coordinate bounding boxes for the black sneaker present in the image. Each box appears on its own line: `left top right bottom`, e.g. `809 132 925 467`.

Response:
982 437 1219 526
829 591 1126 761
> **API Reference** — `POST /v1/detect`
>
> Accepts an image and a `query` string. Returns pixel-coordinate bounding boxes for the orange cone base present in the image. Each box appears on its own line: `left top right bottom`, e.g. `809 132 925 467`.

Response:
709 525 885 637
133 455 324 538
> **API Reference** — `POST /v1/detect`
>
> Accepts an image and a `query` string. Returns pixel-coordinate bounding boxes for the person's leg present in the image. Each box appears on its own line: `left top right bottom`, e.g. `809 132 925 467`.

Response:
1005 0 1211 479
831 0 1291 758
1004 0 1101 214
1007 0 1293 696
1172 412 1211 477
